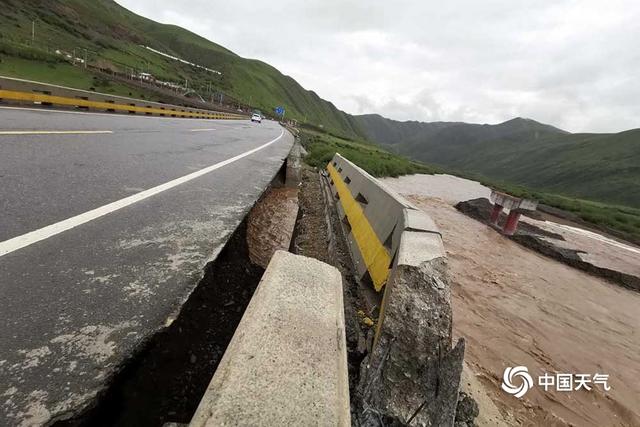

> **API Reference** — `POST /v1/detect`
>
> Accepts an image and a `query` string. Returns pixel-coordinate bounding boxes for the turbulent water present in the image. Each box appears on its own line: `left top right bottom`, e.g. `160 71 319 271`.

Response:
381 174 640 427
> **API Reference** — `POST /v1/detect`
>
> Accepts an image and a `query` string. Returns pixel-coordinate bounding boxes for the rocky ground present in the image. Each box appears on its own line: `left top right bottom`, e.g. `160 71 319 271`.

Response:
291 165 373 416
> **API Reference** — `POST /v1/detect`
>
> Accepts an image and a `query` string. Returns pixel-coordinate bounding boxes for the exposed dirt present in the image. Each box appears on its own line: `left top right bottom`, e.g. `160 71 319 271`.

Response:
55 219 265 427
247 186 299 268
456 198 640 293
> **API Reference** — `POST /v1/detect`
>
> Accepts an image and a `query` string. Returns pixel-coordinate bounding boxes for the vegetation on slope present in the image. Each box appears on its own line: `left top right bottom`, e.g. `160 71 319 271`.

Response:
356 115 640 209
0 0 363 138
300 129 438 178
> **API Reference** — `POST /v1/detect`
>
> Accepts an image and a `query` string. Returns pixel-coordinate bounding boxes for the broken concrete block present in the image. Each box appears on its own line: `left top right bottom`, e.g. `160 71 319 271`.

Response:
362 231 465 426
285 141 303 188
190 251 350 427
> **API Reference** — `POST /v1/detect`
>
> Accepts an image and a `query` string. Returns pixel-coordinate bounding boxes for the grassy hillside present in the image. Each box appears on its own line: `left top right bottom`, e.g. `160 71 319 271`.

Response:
300 129 438 177
356 115 640 209
0 0 363 138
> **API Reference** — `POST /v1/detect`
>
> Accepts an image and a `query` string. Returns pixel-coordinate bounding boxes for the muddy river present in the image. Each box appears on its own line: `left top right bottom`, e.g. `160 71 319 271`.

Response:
382 174 640 426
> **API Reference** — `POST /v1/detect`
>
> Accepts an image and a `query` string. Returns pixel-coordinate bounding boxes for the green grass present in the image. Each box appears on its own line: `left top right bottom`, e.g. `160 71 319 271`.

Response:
0 56 164 100
361 115 640 209
299 129 439 177
0 0 364 138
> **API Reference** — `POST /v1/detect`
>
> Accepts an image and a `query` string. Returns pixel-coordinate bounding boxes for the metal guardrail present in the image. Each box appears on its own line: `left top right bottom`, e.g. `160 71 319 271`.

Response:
0 76 246 120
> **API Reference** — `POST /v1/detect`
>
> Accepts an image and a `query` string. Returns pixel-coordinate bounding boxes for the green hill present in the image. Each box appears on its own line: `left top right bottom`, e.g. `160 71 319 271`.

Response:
0 0 364 138
355 115 640 209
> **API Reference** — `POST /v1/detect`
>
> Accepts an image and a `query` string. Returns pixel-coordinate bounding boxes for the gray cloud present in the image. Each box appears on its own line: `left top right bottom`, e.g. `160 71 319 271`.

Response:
118 0 640 132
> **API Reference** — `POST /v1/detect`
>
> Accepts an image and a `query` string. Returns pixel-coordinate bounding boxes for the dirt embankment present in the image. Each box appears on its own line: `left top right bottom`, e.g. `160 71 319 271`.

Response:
291 165 372 410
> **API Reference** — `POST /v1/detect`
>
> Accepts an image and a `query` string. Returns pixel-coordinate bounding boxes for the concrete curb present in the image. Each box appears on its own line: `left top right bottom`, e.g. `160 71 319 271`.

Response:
190 250 350 427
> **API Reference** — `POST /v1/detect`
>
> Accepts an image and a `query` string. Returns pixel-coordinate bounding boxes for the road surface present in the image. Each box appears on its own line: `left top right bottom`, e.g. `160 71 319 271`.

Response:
0 107 294 426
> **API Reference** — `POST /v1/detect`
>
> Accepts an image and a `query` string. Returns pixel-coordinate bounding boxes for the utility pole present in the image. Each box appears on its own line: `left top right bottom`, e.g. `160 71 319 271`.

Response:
84 48 87 69
31 20 35 44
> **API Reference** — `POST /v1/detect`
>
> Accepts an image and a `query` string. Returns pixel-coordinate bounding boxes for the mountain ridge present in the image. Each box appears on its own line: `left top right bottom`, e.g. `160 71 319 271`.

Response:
354 114 640 208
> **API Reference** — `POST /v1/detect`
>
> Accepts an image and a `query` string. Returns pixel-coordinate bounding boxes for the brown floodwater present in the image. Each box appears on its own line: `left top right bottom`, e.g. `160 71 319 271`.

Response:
381 175 640 426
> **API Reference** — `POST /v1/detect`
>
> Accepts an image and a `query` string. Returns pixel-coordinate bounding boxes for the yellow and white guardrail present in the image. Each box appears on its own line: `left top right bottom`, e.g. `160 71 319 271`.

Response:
327 162 391 291
0 75 245 120
327 153 441 292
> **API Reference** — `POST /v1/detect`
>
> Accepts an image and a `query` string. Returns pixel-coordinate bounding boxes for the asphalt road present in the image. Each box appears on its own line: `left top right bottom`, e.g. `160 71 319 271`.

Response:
0 107 294 426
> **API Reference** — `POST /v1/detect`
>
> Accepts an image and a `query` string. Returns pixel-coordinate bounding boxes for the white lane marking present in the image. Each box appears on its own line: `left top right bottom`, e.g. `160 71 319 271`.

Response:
0 130 285 257
0 130 113 135
190 128 216 132
0 106 246 122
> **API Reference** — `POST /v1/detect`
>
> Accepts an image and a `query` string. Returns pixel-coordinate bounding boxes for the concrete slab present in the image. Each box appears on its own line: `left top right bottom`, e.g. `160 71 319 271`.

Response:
403 208 441 235
190 250 350 427
396 230 446 267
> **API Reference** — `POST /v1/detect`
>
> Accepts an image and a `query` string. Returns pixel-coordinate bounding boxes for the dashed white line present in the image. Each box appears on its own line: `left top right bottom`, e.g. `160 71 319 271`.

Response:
0 129 285 258
0 130 113 135
189 128 217 132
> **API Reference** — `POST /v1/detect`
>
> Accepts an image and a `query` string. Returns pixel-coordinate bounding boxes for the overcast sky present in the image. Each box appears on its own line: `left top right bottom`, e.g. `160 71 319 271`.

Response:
117 0 640 133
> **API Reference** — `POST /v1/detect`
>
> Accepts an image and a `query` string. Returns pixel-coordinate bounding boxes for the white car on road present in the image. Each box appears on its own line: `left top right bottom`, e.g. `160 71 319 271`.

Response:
251 113 262 123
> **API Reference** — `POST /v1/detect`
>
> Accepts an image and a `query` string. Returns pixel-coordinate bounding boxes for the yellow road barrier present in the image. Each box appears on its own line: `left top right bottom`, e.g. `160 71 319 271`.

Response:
0 89 244 120
327 163 391 291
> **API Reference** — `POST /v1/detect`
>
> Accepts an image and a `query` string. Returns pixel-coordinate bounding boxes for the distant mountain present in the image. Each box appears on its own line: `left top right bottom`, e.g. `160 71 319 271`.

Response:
354 115 640 208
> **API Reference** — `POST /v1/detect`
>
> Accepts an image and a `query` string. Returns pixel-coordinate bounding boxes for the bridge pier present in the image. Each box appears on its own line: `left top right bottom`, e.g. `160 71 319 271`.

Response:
490 204 503 224
489 190 537 235
503 210 522 235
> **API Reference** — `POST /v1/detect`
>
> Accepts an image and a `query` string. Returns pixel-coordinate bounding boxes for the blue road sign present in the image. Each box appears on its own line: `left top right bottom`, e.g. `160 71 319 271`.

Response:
275 106 285 116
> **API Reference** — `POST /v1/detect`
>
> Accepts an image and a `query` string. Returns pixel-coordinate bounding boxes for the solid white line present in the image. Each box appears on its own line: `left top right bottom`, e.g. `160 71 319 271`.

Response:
0 130 113 135
190 128 216 132
0 130 285 257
